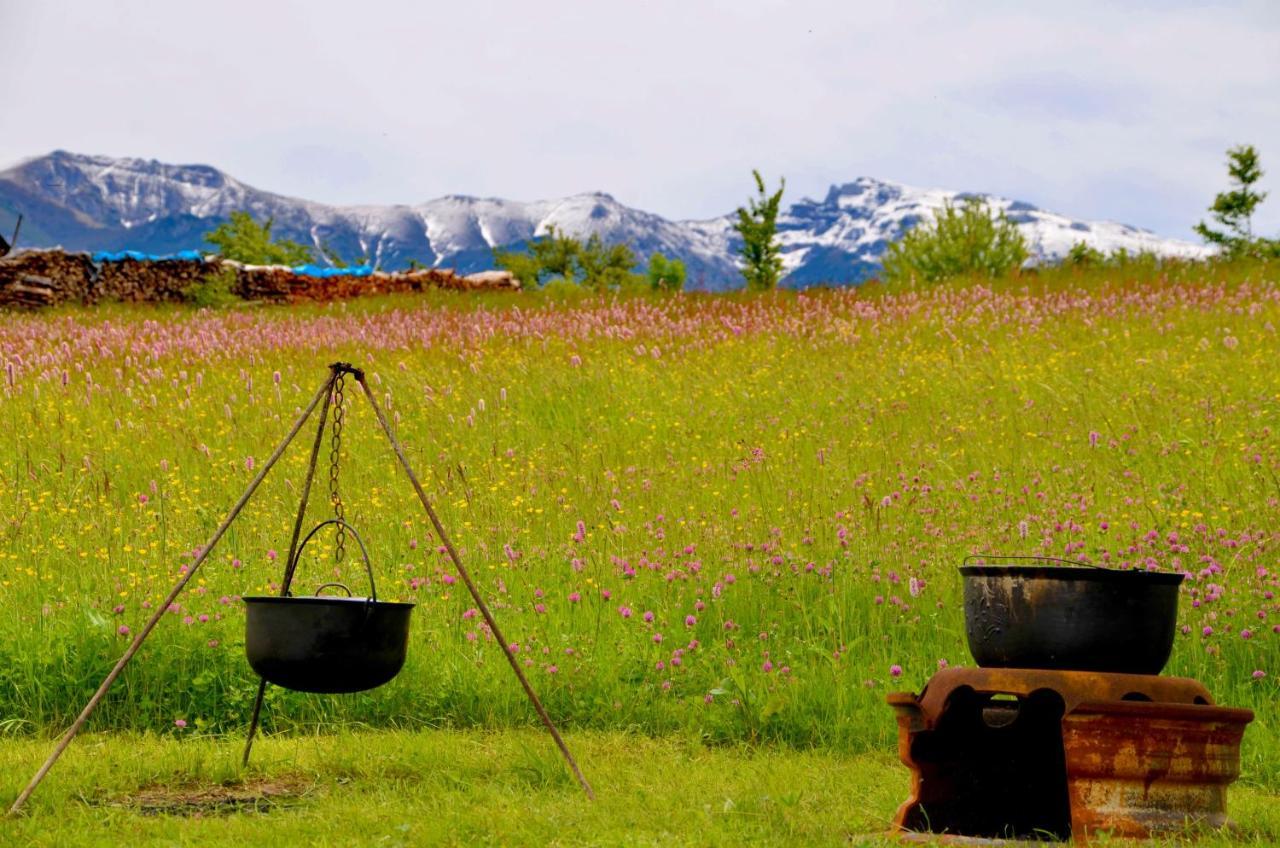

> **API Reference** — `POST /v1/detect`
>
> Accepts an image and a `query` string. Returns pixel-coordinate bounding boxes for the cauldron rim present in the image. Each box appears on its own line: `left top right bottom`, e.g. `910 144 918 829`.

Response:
242 594 416 609
959 564 1184 586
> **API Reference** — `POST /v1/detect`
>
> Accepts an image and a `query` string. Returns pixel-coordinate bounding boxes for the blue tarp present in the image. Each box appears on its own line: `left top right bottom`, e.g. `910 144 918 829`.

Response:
289 264 374 278
90 250 374 277
92 249 204 263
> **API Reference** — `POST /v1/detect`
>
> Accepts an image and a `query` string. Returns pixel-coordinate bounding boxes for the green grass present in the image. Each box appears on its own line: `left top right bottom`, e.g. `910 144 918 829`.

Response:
0 262 1278 828
2 729 1278 846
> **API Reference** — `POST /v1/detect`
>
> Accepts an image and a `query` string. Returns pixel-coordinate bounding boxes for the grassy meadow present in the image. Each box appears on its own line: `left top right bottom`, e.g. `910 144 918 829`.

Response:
1 260 1279 836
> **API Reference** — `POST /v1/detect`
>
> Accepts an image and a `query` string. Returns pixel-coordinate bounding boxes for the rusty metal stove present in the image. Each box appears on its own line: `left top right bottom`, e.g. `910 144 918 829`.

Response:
887 667 1254 841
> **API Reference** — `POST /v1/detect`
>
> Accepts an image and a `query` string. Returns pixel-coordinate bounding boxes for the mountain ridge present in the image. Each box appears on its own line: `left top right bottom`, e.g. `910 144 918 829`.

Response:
0 151 1211 288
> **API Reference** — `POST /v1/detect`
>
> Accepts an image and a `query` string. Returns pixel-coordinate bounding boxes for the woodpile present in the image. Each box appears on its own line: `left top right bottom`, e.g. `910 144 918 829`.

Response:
0 250 521 310
96 256 220 302
0 250 97 307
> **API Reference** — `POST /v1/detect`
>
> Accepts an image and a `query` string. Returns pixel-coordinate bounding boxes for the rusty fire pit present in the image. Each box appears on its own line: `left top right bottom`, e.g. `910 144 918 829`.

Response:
887 667 1254 841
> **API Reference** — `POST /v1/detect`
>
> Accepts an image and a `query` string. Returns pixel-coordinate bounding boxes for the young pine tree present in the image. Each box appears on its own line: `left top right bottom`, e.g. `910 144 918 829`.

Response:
1195 145 1271 257
733 170 786 291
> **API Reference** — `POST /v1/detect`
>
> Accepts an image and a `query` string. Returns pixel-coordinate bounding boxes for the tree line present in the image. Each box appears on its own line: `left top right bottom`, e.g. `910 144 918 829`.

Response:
202 144 1275 292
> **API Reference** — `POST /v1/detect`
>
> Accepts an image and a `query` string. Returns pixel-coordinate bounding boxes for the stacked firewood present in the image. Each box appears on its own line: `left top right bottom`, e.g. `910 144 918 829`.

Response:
1 250 521 309
96 256 220 302
0 250 97 307
229 265 520 302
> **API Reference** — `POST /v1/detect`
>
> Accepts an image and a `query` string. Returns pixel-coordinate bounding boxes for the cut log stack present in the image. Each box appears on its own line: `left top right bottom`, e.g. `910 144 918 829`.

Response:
96 256 221 302
0 250 97 307
0 251 521 309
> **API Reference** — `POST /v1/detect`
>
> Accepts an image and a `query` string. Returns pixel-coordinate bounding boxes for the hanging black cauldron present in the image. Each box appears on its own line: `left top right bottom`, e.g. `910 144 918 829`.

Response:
243 519 414 694
960 555 1183 674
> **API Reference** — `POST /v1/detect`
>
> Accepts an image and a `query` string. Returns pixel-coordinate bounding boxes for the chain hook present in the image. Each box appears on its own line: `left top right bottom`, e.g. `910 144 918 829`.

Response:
329 372 347 565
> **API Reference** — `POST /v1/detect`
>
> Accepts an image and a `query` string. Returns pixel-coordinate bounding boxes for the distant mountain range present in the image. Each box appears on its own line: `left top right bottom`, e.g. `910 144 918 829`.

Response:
0 151 1210 289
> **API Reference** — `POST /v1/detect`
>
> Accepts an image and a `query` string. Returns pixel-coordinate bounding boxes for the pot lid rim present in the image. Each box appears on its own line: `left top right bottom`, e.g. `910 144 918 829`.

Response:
241 595 417 608
959 565 1184 584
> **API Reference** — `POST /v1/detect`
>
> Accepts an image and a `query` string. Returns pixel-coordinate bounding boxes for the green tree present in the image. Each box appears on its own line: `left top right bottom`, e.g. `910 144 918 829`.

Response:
1195 145 1272 257
1064 241 1105 267
733 170 786 291
494 226 643 291
204 211 314 266
577 234 643 291
493 247 543 288
647 252 686 291
530 226 581 283
880 198 1028 286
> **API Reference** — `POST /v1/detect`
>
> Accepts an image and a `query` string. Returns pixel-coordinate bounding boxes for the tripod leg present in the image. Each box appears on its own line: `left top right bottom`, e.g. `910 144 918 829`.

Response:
243 370 336 766
8 370 335 816
355 373 595 800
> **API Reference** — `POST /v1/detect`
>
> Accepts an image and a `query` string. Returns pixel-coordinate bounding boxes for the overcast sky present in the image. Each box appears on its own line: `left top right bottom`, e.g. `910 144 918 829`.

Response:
2 1 1278 239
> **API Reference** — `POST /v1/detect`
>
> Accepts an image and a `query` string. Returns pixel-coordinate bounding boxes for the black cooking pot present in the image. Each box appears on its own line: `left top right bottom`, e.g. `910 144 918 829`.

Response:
960 556 1183 674
243 520 414 694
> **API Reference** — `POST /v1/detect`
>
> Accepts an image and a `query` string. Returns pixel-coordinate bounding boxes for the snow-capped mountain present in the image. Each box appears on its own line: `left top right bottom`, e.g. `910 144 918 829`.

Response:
0 151 1210 289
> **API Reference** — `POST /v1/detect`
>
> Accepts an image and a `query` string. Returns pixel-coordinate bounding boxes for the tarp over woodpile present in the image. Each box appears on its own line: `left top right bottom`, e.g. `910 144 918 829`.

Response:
0 250 519 308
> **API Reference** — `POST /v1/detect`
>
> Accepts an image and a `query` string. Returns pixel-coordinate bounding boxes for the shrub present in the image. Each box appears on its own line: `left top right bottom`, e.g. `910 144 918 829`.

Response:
880 198 1028 286
204 211 314 266
184 267 240 308
647 252 687 292
494 227 643 291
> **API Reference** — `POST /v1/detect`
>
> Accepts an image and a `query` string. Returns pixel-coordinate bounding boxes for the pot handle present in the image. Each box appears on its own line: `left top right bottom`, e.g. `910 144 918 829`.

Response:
288 519 378 602
963 554 1104 570
314 582 354 597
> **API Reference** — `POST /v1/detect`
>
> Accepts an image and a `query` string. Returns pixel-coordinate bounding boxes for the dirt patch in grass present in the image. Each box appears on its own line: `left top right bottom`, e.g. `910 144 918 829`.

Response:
102 775 314 816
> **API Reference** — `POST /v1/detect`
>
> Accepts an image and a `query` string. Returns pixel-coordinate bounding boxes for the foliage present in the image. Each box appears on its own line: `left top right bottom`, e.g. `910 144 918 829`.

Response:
880 197 1029 286
204 211 314 266
1195 145 1277 258
492 246 543 288
183 267 240 308
1064 241 1107 267
494 226 643 291
1062 242 1168 271
733 170 786 291
646 252 687 292
577 234 643 292
320 243 374 270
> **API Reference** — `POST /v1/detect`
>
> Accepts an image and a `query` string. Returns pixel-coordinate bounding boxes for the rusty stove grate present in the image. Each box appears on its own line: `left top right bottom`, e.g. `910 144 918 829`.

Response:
887 667 1254 842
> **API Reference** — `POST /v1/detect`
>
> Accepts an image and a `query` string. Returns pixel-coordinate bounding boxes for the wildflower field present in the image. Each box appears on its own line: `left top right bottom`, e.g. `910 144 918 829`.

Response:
1 263 1278 790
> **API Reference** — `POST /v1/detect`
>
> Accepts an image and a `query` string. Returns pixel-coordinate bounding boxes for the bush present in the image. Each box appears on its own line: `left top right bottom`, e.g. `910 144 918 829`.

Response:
184 267 240 308
494 226 644 292
647 252 686 292
204 211 314 266
880 198 1028 286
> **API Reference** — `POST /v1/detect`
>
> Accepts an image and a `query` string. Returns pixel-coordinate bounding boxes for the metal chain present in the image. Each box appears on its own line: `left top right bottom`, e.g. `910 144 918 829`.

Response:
329 373 346 565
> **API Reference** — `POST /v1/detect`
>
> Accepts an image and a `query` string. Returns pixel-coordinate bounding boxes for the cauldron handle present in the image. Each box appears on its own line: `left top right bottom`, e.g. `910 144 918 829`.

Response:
963 553 1104 570
288 519 378 602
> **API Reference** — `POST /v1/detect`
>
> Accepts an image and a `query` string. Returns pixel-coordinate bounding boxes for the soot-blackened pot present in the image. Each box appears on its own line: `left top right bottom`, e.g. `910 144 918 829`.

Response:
243 520 414 694
961 557 1183 674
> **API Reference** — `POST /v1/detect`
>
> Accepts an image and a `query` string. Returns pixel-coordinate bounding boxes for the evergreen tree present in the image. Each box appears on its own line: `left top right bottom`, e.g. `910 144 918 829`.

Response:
1195 145 1270 257
733 170 785 291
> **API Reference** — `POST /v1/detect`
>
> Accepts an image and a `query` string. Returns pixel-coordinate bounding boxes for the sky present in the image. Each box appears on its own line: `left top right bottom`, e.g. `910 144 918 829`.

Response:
1 0 1278 240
